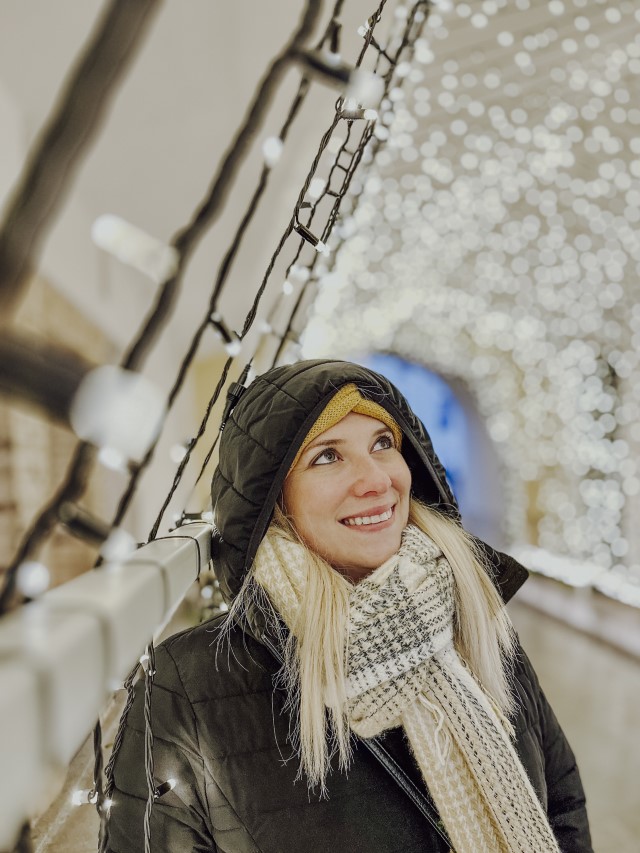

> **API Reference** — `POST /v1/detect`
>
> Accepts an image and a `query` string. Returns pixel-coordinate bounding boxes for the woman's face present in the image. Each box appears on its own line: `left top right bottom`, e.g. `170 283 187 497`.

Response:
281 412 411 582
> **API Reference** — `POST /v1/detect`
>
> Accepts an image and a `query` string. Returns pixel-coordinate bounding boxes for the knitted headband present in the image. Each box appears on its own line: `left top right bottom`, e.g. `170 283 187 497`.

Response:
291 383 402 469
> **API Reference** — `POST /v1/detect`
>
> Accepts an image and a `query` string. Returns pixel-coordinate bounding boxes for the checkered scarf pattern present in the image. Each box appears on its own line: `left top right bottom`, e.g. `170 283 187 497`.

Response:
254 524 560 853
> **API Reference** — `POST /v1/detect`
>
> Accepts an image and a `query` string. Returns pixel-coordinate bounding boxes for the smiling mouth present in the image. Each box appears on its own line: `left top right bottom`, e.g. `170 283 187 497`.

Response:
341 506 394 527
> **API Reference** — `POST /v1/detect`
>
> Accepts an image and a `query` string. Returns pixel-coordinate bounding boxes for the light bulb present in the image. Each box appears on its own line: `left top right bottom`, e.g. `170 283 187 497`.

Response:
289 265 310 284
308 178 327 200
262 136 283 167
71 366 165 464
72 789 98 806
92 215 178 284
16 561 50 598
169 443 188 464
345 70 384 108
100 528 137 562
97 447 128 473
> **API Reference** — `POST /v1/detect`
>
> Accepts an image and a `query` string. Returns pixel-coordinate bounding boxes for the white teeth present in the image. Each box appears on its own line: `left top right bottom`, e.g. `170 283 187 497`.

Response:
344 508 393 526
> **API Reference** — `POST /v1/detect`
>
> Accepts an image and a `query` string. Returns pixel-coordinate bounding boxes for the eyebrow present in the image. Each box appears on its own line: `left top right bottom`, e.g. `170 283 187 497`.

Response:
301 425 392 458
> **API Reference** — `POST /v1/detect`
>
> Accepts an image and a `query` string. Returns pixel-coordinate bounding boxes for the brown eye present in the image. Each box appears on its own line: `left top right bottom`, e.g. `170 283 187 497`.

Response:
312 448 339 466
373 434 394 451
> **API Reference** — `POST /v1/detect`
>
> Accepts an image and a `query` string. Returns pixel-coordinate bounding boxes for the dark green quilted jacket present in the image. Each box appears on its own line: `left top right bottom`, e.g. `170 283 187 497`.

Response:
104 360 592 852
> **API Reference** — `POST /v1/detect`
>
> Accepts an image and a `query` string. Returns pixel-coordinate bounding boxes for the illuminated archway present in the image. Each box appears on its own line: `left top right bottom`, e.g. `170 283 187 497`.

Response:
360 352 505 548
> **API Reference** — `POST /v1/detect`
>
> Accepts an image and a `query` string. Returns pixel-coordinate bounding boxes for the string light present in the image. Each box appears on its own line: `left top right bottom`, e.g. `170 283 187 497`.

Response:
15 561 50 598
288 264 311 284
209 312 242 356
261 136 283 167
344 68 385 108
303 0 640 600
295 48 352 87
139 653 155 676
71 789 98 806
58 503 111 546
293 220 329 255
340 106 379 121
169 443 189 464
308 178 327 200
69 365 165 463
100 528 137 563
0 6 435 848
91 215 179 284
97 446 128 473
154 778 176 799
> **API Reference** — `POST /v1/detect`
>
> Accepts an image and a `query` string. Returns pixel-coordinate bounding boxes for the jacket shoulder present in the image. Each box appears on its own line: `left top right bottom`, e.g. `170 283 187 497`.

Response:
157 614 278 703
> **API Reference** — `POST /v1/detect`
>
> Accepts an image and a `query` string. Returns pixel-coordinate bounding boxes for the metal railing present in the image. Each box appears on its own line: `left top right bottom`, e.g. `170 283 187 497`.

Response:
0 521 210 851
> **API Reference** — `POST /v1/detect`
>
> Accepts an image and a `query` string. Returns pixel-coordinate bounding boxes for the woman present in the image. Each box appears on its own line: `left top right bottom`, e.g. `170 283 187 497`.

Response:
105 359 592 852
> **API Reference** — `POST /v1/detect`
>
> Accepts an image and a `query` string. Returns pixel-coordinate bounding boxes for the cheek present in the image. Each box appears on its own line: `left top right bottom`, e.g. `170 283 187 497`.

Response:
281 475 335 533
281 476 340 560
394 458 412 497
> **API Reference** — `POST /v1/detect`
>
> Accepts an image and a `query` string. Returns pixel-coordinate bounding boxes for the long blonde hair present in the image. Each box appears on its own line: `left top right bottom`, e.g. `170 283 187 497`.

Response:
225 499 516 792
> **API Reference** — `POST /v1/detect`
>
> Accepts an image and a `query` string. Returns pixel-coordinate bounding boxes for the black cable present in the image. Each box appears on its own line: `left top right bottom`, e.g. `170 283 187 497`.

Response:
271 0 432 368
142 641 156 853
121 0 322 372
158 1 433 508
0 0 322 611
0 329 93 422
0 0 161 317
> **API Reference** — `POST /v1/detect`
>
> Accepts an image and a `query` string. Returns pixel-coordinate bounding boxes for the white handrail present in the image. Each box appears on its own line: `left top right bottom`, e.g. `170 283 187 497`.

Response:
0 522 211 851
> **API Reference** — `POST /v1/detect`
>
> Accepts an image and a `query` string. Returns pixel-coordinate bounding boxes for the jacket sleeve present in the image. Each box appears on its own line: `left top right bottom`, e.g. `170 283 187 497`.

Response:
103 644 216 853
518 647 593 853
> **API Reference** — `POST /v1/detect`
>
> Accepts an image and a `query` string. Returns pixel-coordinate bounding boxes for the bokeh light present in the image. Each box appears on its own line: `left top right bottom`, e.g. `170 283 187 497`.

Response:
303 0 640 602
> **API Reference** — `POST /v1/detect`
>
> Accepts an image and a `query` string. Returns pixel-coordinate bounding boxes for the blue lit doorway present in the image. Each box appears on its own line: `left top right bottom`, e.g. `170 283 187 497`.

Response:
361 353 504 548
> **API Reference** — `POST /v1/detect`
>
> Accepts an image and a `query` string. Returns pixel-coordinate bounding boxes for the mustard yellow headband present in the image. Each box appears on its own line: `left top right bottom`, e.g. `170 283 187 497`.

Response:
291 383 402 469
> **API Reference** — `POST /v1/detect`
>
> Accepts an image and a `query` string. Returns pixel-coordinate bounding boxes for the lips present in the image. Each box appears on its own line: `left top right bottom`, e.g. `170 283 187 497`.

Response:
341 505 395 527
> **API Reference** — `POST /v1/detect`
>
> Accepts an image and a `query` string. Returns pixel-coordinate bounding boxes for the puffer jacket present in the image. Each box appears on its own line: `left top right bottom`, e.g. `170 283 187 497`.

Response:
104 359 592 852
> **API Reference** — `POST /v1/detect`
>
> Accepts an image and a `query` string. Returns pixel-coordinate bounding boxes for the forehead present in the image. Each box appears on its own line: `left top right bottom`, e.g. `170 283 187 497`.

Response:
308 411 389 444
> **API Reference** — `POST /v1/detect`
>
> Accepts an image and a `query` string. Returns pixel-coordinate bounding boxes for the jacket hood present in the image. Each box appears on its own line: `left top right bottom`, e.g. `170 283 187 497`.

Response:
211 359 526 606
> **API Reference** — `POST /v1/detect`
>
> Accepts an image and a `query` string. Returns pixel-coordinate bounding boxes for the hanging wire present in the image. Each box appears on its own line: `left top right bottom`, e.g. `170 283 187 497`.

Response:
141 642 156 853
122 1 322 372
12 822 33 853
0 0 161 318
103 661 142 801
111 2 353 539
0 0 322 614
271 0 433 367
168 0 434 503
1 5 434 847
147 360 254 539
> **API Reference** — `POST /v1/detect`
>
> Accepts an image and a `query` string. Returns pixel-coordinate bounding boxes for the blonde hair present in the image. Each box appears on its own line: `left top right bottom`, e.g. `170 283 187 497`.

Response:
225 499 515 792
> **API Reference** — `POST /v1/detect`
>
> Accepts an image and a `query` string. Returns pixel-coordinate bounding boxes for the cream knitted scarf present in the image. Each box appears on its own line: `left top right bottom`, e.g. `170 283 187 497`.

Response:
253 524 560 853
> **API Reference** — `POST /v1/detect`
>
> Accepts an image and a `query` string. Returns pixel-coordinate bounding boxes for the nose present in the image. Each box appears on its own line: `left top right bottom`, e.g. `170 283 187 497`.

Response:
350 454 392 497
